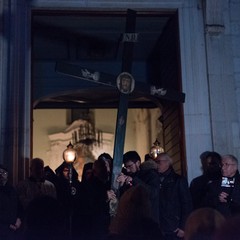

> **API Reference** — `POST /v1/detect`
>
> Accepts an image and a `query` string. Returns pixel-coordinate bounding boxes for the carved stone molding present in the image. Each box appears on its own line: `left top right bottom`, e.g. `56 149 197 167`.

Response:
47 119 114 180
205 24 225 36
204 0 225 36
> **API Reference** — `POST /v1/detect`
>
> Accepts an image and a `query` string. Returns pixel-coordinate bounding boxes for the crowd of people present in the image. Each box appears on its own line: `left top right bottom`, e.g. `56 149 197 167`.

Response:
1 149 240 240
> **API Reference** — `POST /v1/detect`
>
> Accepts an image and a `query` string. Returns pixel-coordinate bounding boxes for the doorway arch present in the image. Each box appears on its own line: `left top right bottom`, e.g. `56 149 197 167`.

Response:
32 9 186 176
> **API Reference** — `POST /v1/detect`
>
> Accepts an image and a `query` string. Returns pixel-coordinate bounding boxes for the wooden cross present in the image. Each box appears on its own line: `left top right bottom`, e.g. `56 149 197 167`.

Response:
111 9 136 192
56 9 137 193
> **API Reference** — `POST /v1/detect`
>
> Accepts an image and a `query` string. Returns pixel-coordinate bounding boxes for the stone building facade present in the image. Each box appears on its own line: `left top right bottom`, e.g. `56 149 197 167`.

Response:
0 0 240 184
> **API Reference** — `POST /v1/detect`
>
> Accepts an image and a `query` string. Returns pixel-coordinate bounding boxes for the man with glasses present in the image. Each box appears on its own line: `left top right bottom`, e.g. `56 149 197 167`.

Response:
116 151 160 224
204 154 240 217
154 152 192 240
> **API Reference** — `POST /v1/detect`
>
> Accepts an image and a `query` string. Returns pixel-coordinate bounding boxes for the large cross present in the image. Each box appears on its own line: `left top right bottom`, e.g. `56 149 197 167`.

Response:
55 10 185 192
111 9 136 192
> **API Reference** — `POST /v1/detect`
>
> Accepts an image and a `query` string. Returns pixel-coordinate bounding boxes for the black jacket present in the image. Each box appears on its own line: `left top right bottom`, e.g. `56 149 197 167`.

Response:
158 167 192 235
190 167 222 210
54 162 82 212
190 173 221 209
74 175 111 240
204 172 240 217
119 160 160 224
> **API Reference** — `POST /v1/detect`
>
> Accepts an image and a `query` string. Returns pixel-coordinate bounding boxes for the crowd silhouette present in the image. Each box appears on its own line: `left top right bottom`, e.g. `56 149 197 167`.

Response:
1 150 240 240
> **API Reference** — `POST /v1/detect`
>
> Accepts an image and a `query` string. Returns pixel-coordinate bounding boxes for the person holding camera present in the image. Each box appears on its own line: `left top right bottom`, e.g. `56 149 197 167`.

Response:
204 154 240 217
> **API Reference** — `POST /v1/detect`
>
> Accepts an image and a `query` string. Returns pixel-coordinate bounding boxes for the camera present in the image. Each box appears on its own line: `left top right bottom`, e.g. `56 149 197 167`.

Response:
221 177 235 203
221 177 235 188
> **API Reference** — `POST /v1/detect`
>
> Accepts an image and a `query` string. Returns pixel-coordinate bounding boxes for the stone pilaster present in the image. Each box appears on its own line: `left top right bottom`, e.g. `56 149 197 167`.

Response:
0 0 31 184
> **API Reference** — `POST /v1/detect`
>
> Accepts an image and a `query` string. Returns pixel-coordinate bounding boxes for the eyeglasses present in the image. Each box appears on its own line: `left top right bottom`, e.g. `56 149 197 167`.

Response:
221 163 237 168
0 170 8 176
124 163 135 169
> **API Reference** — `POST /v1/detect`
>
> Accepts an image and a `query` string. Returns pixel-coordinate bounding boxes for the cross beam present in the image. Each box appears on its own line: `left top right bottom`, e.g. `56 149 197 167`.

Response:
55 61 185 103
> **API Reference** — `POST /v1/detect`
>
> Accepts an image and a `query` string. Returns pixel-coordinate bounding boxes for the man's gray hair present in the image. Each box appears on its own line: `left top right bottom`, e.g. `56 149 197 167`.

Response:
222 154 238 164
157 152 173 164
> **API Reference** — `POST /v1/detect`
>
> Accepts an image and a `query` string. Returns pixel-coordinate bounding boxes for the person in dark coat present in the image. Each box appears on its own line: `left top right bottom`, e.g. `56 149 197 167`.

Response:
190 151 222 209
204 154 240 218
74 158 116 240
55 161 82 208
116 151 160 224
0 165 22 240
54 161 82 236
154 152 192 240
97 152 113 188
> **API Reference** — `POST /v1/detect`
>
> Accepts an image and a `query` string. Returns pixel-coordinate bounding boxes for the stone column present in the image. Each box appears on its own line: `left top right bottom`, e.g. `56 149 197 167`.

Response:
0 0 31 184
204 0 240 156
179 0 212 181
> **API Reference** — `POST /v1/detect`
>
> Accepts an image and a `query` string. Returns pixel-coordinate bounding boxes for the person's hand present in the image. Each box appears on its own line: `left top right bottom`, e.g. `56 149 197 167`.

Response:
174 228 184 238
124 176 133 186
116 173 128 186
9 218 21 231
15 218 21 229
107 190 117 202
219 192 229 203
10 224 17 231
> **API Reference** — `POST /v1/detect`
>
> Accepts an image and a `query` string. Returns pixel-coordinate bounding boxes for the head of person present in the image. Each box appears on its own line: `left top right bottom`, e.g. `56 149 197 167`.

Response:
30 158 45 181
119 74 132 93
200 151 211 172
98 152 113 174
81 162 93 182
62 166 70 180
154 152 172 173
123 151 141 175
221 154 238 178
55 161 78 181
185 208 225 240
0 165 8 186
202 151 222 178
144 153 152 162
93 158 109 183
109 185 152 235
44 166 55 178
214 215 240 240
44 166 58 184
